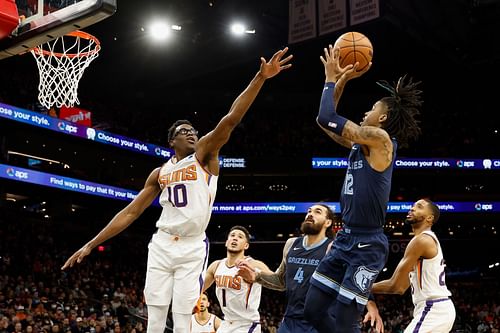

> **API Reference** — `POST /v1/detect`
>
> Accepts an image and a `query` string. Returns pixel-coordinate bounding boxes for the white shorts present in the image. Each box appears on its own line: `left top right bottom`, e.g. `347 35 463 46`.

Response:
217 320 261 333
143 230 209 314
405 298 456 333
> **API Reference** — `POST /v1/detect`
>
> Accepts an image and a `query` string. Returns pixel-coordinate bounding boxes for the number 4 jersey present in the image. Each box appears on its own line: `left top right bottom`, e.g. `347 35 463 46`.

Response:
157 153 218 237
409 230 452 305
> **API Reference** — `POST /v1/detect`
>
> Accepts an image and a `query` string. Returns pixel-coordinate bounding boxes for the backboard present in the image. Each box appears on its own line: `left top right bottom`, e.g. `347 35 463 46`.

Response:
0 0 116 60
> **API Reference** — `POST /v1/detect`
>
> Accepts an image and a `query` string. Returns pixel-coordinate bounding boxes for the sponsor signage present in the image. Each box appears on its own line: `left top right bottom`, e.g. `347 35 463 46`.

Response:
2 164 498 214
312 157 500 170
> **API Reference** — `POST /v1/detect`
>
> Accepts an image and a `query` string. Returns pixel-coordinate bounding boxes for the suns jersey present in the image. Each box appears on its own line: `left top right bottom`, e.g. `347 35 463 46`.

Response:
191 313 216 333
157 153 218 237
214 257 262 322
409 231 452 305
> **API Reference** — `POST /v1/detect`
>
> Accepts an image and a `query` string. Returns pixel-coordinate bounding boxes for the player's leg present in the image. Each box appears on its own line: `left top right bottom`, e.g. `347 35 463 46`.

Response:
171 236 210 332
144 233 175 333
304 239 348 332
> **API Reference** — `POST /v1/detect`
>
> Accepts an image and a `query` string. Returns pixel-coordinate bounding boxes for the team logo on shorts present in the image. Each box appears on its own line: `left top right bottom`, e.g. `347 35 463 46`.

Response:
353 266 378 292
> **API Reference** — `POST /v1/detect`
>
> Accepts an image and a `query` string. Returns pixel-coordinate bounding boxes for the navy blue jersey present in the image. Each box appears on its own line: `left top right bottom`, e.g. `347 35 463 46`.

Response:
340 139 397 229
284 236 332 319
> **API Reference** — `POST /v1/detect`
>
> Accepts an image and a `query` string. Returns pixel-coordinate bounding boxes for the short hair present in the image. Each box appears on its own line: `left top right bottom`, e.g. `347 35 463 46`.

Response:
377 75 423 148
315 203 335 238
229 225 251 242
167 119 193 143
422 198 440 224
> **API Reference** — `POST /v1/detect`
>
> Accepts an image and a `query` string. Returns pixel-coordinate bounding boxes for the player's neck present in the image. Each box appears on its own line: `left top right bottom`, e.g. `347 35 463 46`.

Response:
304 234 326 247
196 310 210 321
412 224 432 236
226 252 245 266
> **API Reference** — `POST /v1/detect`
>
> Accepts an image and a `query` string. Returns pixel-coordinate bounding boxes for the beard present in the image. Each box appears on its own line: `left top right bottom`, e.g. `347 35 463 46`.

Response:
300 221 322 235
405 215 424 225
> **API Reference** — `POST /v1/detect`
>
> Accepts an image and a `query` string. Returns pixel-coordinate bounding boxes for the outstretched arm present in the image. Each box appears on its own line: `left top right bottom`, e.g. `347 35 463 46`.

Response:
317 45 391 151
62 168 161 269
196 47 293 174
372 234 436 295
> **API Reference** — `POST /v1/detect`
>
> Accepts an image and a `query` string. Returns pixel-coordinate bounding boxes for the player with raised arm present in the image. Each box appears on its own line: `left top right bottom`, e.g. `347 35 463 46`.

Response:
61 48 292 333
371 199 456 332
237 204 384 333
303 44 423 333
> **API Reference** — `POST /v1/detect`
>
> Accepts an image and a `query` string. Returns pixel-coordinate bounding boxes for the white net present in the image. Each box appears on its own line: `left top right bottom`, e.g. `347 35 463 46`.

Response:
30 31 100 109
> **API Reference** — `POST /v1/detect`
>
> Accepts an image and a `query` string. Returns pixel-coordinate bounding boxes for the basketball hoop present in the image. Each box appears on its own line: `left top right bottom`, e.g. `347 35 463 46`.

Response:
30 30 100 109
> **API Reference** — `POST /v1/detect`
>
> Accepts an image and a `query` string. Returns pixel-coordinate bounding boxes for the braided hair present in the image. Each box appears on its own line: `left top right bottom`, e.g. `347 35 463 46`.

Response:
376 75 423 148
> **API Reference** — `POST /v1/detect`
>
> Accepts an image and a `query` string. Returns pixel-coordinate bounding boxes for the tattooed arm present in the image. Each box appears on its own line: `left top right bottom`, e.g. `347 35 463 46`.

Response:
237 238 295 291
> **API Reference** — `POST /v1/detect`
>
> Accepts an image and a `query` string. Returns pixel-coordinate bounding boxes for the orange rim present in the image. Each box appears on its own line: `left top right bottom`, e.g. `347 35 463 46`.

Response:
32 30 101 58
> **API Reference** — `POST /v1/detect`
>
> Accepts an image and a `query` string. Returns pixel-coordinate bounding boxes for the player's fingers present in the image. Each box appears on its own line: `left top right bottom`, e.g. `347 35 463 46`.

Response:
279 54 293 65
260 57 267 66
323 47 330 60
280 64 292 70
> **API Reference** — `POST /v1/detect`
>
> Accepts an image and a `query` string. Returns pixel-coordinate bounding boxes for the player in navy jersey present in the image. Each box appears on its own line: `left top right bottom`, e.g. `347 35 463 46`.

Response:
371 199 455 332
61 48 292 333
303 45 423 333
237 204 384 333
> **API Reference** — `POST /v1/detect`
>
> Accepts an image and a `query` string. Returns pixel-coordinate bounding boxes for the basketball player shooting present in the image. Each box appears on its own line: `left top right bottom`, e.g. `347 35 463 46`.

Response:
303 44 423 332
61 47 292 333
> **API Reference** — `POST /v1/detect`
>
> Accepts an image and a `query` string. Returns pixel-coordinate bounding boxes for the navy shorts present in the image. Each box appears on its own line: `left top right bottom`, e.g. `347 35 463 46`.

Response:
278 317 317 333
310 228 389 310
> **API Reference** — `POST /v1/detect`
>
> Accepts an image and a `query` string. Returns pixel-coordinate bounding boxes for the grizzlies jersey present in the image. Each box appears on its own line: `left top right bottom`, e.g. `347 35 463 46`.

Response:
409 231 452 305
157 153 218 237
284 236 332 319
340 139 397 229
191 313 216 333
214 257 262 322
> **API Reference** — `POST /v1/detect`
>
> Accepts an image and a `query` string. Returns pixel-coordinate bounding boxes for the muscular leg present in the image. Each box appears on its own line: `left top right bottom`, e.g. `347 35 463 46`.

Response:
304 284 337 332
146 304 169 333
304 284 362 333
172 312 191 333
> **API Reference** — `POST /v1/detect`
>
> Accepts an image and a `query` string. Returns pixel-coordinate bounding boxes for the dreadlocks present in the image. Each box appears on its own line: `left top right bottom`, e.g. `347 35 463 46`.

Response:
376 75 423 148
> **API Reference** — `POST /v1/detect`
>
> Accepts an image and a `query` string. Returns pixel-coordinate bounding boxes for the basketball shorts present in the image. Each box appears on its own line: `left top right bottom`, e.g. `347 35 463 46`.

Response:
143 229 209 314
217 320 261 333
310 228 388 310
405 298 456 333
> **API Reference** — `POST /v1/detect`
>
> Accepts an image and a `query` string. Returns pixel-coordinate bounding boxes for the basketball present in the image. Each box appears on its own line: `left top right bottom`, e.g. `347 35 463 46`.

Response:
333 31 373 71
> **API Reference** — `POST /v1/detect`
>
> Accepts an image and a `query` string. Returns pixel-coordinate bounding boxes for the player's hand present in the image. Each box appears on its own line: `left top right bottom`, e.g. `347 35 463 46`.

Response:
321 44 352 83
336 54 371 87
61 243 93 270
363 300 384 333
235 261 257 283
259 47 293 79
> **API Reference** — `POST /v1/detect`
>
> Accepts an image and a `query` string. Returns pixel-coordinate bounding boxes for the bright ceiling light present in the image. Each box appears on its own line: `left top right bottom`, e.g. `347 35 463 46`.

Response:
231 23 245 35
150 21 171 40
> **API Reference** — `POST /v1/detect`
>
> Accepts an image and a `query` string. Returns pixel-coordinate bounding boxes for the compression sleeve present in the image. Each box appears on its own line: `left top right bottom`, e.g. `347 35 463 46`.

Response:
317 82 348 136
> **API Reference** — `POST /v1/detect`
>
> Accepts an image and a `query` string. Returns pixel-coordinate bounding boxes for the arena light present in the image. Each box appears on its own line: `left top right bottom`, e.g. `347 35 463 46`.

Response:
149 21 172 40
230 22 255 36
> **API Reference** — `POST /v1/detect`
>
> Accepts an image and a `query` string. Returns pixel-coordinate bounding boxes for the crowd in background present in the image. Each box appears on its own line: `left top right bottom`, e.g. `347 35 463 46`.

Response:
1 211 499 333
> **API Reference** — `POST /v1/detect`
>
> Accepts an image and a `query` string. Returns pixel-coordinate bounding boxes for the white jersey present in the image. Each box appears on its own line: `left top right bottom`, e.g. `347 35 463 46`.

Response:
409 230 452 305
214 257 262 322
191 313 217 333
157 153 218 237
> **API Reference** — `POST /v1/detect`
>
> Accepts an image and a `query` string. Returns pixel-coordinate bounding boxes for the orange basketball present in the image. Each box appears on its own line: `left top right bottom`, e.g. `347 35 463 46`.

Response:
333 31 373 71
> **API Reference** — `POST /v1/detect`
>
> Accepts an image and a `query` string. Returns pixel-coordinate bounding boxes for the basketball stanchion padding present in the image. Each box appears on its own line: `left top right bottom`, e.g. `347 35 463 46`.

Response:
0 0 20 39
30 30 100 109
